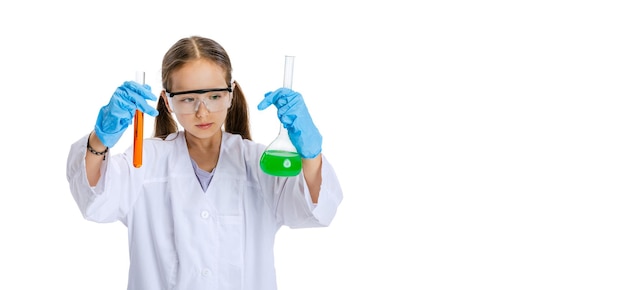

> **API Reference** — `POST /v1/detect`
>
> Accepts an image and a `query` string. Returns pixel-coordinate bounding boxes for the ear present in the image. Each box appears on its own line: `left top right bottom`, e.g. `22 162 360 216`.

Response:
161 90 173 113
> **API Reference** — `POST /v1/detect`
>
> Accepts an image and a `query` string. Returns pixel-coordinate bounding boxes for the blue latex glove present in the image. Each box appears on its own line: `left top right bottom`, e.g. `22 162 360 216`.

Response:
94 81 159 148
258 88 322 158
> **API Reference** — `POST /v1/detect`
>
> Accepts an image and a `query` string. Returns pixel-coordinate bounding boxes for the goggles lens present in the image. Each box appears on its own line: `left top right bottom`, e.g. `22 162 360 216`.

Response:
167 88 232 114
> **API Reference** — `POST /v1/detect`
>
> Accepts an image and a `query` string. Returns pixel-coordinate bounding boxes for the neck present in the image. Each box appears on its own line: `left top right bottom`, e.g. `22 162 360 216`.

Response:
185 131 222 172
185 130 223 153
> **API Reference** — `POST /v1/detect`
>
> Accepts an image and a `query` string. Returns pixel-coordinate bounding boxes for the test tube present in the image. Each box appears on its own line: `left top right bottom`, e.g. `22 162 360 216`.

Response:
133 71 144 168
283 55 295 89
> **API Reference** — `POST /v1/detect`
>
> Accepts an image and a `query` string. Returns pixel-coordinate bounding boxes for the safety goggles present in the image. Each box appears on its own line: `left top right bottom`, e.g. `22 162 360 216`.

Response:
165 87 232 114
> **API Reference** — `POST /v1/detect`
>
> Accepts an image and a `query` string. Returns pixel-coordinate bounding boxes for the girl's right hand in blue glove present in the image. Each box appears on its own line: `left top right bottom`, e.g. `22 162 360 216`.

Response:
94 81 159 148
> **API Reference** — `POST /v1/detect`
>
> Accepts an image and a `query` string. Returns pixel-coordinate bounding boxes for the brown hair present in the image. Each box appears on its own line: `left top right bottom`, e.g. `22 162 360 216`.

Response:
153 36 251 140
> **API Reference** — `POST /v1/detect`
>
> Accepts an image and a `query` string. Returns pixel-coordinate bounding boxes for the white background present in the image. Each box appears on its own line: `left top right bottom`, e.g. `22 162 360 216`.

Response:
1 0 625 289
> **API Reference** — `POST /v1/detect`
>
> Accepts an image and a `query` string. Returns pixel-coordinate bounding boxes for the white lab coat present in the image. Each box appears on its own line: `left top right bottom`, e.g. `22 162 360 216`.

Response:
66 131 343 290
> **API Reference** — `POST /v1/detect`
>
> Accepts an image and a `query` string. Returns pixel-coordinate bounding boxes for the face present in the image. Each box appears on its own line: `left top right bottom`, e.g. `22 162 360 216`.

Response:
162 58 233 141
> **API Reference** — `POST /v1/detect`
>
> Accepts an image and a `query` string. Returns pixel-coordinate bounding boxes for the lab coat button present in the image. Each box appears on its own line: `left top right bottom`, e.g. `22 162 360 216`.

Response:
202 268 210 277
201 211 209 219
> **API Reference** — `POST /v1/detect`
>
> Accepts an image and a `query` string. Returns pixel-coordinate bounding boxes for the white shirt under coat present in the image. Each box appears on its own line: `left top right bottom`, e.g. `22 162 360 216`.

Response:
66 131 343 290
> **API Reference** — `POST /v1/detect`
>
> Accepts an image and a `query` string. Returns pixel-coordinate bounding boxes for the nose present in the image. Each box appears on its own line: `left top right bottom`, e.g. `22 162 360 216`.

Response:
194 97 211 115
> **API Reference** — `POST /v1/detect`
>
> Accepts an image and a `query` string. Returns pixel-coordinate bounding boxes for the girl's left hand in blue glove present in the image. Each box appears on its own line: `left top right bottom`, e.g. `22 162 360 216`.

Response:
258 88 322 159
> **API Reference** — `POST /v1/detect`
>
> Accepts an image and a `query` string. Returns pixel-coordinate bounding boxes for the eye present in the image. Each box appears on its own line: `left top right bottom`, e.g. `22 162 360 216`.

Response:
178 95 197 103
208 93 222 100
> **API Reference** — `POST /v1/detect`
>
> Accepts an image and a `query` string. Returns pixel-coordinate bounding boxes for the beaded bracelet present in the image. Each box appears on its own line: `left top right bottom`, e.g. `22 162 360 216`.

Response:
87 132 109 160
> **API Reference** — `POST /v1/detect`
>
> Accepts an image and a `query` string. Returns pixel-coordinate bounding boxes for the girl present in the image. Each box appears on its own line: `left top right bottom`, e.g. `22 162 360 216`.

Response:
66 35 343 290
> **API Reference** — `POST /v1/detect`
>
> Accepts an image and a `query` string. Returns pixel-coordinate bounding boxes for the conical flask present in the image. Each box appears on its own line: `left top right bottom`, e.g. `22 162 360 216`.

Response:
259 55 302 177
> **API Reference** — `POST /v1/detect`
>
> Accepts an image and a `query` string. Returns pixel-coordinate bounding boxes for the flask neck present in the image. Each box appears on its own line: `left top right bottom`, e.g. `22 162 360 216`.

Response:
279 124 289 134
265 124 297 153
277 125 291 142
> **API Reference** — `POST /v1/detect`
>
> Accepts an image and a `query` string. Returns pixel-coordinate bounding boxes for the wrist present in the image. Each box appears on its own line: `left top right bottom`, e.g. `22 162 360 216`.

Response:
88 131 107 151
87 131 109 158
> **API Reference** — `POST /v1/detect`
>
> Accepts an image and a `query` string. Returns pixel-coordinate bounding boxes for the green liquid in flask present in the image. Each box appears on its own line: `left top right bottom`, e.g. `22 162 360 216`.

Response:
260 150 302 177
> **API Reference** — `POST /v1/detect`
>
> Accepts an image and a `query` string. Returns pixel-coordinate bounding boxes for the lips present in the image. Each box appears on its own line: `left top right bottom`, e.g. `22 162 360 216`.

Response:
196 123 213 129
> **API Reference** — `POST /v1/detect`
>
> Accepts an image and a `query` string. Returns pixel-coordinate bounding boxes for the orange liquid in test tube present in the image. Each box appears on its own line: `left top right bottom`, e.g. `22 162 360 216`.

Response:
133 71 145 168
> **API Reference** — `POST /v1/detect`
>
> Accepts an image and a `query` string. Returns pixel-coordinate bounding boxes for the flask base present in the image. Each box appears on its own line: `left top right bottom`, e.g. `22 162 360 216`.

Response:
260 150 302 177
